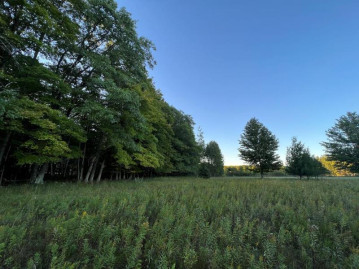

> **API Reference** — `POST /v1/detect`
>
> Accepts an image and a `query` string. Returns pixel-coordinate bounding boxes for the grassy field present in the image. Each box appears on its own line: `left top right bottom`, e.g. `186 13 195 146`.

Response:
0 177 358 268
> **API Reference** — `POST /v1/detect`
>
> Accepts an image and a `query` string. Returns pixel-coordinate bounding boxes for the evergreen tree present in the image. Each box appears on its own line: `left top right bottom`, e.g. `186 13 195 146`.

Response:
238 118 281 178
286 137 328 179
286 137 309 179
322 112 359 174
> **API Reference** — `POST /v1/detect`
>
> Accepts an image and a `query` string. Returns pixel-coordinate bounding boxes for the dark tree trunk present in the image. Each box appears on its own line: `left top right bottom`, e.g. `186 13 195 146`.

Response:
0 132 11 166
0 168 4 186
30 164 39 183
63 159 69 179
79 143 87 182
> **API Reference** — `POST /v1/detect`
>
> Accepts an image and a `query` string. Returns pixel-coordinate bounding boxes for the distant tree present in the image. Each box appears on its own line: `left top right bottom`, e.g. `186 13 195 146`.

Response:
204 141 224 176
238 118 282 178
225 167 237 176
322 112 359 174
286 137 309 179
286 137 328 179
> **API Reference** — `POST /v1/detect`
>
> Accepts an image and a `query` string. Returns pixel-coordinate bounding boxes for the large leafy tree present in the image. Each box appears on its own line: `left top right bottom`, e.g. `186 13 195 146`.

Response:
169 107 200 175
0 0 201 184
322 112 359 174
203 141 224 176
238 118 281 178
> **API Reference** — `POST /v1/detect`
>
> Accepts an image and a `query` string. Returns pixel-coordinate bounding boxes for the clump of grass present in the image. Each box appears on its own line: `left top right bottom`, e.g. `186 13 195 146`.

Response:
0 177 359 268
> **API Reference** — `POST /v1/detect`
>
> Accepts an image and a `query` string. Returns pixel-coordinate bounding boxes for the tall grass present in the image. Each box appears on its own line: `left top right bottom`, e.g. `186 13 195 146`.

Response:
0 177 358 268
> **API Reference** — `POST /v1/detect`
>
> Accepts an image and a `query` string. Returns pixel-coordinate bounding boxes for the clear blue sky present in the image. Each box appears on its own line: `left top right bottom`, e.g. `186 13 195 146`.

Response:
120 0 359 165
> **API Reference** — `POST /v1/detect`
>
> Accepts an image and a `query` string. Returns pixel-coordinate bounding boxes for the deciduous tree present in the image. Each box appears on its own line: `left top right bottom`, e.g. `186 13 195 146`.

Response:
204 141 224 176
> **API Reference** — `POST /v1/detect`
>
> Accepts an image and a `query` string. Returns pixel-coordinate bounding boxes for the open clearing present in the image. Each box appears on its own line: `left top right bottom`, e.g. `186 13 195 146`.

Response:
1 177 359 268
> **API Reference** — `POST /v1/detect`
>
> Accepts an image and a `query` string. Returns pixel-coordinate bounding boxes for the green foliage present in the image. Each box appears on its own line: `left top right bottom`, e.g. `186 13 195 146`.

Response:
322 112 359 174
225 165 256 176
203 141 224 177
0 178 358 268
318 156 356 176
198 163 211 178
168 107 200 175
239 118 282 178
286 137 329 179
0 0 201 182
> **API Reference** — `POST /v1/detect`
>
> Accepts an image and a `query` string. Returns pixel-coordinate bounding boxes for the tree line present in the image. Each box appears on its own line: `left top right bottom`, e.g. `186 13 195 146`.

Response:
0 0 225 184
237 114 359 179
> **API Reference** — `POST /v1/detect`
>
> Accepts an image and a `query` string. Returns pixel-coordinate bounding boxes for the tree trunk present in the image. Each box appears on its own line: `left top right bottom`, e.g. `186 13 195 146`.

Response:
77 158 81 182
79 143 87 182
88 137 103 183
96 160 105 183
50 163 54 177
84 157 96 183
89 158 99 183
30 164 39 183
0 132 11 167
35 163 48 184
0 143 11 185
63 159 69 178
0 168 4 186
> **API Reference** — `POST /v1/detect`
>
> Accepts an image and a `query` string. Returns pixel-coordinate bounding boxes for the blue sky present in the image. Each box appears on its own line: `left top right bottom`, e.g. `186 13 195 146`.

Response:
120 0 359 165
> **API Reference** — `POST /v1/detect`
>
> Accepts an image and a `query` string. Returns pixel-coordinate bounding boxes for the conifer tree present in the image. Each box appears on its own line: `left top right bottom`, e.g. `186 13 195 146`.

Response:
322 112 359 174
286 137 328 179
238 118 281 178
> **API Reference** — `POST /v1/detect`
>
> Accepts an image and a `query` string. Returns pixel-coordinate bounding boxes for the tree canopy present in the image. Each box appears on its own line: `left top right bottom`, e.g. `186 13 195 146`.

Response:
322 112 359 174
238 118 282 178
203 141 224 177
286 138 328 179
0 0 201 184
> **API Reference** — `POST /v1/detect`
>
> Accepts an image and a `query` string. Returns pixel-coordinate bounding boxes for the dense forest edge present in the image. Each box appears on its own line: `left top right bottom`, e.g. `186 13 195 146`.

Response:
0 0 208 184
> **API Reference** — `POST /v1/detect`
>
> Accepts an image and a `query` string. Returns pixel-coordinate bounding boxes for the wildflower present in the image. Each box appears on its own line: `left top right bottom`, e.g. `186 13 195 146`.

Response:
142 221 149 229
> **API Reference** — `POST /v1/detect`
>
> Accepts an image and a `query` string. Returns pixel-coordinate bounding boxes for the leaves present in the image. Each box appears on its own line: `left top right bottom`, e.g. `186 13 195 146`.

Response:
0 0 201 182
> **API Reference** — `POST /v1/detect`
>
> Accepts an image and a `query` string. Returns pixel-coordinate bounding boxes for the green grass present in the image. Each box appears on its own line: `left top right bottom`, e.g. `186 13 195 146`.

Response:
1 177 359 268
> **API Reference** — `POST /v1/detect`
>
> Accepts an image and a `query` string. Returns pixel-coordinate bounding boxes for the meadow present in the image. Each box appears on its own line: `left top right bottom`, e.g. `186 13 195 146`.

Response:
0 177 358 268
